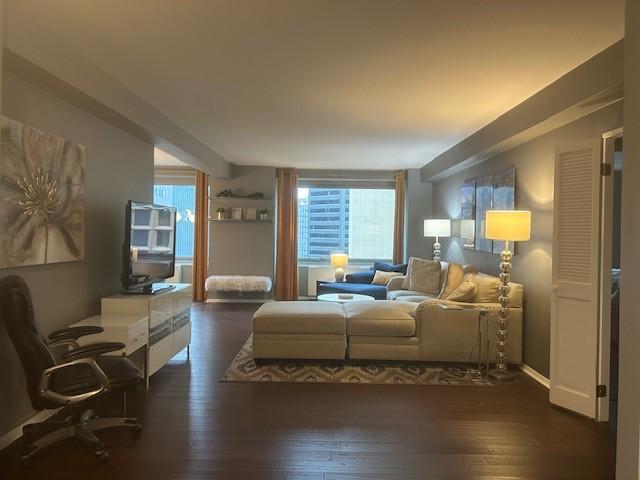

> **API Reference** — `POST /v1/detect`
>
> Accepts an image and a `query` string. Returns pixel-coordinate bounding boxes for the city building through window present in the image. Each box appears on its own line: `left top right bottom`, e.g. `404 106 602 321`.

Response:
153 185 196 261
297 187 395 262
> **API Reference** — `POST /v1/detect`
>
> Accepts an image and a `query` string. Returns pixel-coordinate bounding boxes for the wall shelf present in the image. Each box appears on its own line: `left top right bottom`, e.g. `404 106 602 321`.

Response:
212 197 273 203
208 219 273 223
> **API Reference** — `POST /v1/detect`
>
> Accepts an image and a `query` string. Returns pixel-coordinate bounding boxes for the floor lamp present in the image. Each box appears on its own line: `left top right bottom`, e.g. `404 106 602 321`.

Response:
485 210 531 381
424 219 451 261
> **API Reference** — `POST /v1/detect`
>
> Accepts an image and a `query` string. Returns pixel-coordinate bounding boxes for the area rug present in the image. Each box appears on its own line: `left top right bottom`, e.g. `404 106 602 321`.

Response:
221 336 492 386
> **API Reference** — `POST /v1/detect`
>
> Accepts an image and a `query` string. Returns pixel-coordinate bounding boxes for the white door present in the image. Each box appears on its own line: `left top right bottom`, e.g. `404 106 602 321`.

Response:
550 143 601 418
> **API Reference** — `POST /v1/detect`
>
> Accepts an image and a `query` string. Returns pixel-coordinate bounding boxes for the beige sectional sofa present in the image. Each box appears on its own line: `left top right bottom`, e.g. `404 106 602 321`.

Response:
252 261 524 364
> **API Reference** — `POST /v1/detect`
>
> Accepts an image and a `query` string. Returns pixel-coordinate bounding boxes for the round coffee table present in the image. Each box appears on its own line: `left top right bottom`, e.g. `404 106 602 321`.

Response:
317 293 375 303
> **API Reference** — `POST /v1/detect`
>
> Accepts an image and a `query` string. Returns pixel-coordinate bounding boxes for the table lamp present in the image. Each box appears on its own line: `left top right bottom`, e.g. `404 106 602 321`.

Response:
424 219 451 261
485 210 531 381
331 253 348 282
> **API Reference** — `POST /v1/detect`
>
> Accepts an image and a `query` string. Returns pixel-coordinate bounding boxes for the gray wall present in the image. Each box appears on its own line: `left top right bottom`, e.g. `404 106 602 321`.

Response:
405 169 433 262
210 165 276 279
617 0 640 476
429 102 622 377
0 71 154 435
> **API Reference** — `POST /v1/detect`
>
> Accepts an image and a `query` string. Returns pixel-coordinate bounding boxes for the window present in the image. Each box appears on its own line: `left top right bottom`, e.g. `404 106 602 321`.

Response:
153 185 196 260
298 187 395 262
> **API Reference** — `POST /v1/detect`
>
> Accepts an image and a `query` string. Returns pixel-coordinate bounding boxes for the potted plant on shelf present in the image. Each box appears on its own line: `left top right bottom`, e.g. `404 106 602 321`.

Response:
216 188 234 198
258 209 269 221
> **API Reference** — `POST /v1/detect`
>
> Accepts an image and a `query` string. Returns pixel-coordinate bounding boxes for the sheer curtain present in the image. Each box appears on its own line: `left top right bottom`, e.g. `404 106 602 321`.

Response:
274 169 299 300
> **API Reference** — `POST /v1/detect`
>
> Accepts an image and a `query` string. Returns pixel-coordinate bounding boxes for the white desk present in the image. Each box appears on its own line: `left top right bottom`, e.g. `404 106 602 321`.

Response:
72 284 192 388
71 314 149 383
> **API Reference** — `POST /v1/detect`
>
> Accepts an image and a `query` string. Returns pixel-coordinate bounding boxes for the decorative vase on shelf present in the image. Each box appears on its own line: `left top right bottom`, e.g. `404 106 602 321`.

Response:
216 208 226 220
258 209 269 221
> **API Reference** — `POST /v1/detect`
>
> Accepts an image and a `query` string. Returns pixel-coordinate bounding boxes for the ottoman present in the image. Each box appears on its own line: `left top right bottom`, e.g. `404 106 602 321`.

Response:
345 300 420 361
252 301 347 360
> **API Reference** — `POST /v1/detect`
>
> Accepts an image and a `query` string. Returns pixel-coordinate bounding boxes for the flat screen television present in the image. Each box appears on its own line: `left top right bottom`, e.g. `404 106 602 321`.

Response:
122 200 177 294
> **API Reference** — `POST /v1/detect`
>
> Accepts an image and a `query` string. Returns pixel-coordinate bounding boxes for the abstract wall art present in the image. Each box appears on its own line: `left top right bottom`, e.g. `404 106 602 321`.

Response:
0 116 86 268
458 166 516 254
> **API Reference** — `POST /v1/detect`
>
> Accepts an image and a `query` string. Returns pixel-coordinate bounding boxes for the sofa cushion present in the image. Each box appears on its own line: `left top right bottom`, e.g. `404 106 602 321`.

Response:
508 282 524 308
401 257 441 295
472 273 501 303
345 301 417 337
396 295 435 303
373 262 408 274
372 270 404 285
446 281 477 302
386 289 428 300
438 262 465 299
253 301 346 335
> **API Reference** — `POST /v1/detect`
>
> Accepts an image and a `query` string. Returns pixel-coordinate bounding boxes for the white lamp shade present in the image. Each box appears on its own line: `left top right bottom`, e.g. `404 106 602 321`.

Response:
330 253 348 269
485 210 531 241
424 219 451 238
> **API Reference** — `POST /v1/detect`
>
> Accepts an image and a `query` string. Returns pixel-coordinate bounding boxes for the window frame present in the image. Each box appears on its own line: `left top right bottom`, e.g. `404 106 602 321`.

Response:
297 177 396 265
153 167 197 264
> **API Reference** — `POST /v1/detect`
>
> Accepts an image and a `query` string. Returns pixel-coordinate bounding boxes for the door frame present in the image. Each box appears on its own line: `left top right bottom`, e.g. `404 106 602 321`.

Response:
597 127 623 422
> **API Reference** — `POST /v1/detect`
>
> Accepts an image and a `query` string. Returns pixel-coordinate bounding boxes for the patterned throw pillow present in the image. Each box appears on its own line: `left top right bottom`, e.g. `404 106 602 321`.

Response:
438 262 465 299
371 270 404 286
401 257 441 295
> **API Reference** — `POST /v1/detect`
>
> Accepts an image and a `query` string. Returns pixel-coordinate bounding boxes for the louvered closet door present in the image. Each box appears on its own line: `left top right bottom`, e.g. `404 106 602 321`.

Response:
550 144 601 418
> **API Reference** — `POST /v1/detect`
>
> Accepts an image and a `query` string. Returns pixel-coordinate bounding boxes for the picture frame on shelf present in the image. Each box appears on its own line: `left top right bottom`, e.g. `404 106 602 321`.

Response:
231 208 242 220
246 208 257 221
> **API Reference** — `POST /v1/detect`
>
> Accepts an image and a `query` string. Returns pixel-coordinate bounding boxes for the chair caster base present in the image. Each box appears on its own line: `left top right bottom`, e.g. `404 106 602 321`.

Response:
96 450 110 464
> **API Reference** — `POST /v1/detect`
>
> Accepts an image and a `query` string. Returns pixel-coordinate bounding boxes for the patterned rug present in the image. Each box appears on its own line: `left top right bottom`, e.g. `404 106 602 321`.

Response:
221 336 492 386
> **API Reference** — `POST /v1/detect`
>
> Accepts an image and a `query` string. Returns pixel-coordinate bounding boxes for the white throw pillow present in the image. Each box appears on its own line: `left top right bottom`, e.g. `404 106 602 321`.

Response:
371 270 404 286
446 281 477 302
438 262 464 299
472 274 502 303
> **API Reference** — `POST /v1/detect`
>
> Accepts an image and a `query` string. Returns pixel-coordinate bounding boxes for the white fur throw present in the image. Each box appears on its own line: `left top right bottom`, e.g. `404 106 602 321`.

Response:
205 275 272 293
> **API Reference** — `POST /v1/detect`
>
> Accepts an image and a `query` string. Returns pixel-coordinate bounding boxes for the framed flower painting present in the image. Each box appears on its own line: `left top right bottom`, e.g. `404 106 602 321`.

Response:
0 116 86 268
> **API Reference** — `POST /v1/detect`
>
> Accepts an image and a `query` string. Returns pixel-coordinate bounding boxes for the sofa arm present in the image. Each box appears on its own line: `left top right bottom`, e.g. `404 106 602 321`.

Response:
387 276 406 292
413 300 487 363
414 299 523 364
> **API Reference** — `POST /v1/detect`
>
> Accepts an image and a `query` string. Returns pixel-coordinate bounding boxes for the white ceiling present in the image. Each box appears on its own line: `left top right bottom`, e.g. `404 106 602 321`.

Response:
11 0 624 170
154 148 191 168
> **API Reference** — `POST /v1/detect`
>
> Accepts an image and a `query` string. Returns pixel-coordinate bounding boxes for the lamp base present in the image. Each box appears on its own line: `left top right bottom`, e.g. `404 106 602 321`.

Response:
334 267 345 282
488 368 516 381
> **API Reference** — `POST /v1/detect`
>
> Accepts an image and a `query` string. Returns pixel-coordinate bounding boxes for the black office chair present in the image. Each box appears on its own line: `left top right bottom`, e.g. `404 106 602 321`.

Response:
0 275 143 466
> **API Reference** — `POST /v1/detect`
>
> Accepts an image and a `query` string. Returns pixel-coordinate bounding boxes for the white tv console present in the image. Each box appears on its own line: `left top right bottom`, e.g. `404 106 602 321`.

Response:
77 284 192 387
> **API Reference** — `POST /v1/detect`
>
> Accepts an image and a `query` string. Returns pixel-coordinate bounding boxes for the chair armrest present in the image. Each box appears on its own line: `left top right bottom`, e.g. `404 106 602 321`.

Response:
49 326 104 342
386 276 406 292
39 358 111 405
62 342 125 361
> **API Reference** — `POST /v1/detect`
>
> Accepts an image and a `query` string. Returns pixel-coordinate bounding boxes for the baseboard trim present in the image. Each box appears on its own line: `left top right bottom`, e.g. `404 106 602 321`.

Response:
0 409 60 451
519 364 550 389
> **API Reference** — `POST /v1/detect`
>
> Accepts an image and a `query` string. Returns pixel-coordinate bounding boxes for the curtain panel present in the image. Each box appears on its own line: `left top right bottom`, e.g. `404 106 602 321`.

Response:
192 170 209 302
274 169 299 300
393 170 407 264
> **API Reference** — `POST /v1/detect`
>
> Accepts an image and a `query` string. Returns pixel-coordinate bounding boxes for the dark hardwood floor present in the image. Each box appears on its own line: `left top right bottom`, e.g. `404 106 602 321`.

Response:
1 303 615 479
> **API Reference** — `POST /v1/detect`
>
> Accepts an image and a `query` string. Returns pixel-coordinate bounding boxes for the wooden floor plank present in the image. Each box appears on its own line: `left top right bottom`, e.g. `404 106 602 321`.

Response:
0 303 615 479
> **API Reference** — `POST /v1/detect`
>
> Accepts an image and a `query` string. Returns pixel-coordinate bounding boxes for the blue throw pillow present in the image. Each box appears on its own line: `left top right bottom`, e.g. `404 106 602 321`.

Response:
373 261 408 275
345 271 375 284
